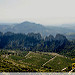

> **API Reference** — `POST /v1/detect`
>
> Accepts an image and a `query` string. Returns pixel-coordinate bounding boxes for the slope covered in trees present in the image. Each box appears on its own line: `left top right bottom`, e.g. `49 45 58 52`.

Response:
0 50 75 72
0 32 75 57
0 32 75 72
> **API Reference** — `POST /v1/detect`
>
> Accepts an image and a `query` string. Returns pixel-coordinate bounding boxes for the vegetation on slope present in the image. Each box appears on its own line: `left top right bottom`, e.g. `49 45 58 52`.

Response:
45 56 73 71
0 50 75 72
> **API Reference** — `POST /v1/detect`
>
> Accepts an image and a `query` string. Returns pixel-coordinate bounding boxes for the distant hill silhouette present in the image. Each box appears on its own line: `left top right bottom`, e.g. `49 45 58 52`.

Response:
0 21 75 39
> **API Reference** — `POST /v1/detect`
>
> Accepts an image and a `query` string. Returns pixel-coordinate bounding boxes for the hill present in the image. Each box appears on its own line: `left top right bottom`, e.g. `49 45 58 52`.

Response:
0 32 69 52
0 50 75 72
0 32 75 58
0 21 75 38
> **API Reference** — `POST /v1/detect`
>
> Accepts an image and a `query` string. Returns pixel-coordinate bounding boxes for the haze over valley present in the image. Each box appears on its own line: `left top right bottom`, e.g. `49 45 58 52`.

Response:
0 21 75 40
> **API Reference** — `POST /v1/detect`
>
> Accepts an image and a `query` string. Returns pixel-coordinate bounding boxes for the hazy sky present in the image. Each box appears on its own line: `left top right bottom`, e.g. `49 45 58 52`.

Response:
0 0 75 26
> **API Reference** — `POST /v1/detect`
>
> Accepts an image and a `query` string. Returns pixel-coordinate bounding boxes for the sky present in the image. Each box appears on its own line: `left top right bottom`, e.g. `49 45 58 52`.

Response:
0 0 75 26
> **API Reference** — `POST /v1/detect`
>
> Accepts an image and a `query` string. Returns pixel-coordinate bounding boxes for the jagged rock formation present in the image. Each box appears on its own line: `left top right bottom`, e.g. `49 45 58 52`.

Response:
0 32 70 53
27 33 42 40
45 35 55 42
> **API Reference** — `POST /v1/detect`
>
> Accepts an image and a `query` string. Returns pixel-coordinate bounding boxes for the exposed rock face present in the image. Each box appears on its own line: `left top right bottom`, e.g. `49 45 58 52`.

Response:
27 33 42 40
0 32 69 52
55 34 67 41
55 34 68 50
45 34 67 42
44 34 68 52
45 35 55 42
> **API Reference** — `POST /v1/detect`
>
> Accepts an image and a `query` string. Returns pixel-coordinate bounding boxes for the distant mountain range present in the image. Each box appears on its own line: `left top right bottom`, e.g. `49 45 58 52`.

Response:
0 21 75 40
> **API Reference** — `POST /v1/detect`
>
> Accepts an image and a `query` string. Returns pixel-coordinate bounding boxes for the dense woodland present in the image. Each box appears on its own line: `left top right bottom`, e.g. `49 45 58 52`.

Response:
0 32 75 72
0 32 75 58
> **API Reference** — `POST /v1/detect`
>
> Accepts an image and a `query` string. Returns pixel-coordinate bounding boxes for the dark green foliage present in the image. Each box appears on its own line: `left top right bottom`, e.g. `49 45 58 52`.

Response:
0 32 75 57
59 40 75 58
0 31 75 72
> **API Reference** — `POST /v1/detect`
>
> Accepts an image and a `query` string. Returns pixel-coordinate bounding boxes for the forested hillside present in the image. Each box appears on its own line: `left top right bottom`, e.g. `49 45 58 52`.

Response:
0 32 75 57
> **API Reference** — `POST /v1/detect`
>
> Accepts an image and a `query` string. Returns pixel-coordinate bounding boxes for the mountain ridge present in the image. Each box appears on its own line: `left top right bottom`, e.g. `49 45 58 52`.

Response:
0 21 75 40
